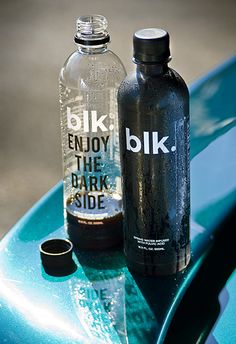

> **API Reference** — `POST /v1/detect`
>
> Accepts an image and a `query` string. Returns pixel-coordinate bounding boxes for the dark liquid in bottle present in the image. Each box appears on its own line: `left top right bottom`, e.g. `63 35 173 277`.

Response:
66 195 123 250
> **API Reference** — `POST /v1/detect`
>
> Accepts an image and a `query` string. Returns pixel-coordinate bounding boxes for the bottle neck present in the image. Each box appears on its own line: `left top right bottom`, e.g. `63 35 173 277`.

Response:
136 62 168 76
75 15 110 54
77 43 108 54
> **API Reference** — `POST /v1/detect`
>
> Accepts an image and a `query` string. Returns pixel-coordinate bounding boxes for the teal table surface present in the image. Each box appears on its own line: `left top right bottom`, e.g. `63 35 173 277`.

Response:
0 56 236 344
208 269 236 344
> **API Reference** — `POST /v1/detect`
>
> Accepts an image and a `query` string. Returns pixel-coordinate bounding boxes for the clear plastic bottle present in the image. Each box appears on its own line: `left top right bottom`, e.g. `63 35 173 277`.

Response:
59 15 126 249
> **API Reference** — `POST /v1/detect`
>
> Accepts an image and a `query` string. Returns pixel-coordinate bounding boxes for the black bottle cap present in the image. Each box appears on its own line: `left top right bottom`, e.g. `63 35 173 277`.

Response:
133 28 171 64
40 239 73 269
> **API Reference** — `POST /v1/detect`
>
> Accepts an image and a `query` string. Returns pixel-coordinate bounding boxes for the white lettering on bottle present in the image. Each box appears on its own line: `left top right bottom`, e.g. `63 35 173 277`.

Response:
83 110 89 132
126 127 173 154
152 132 169 154
67 107 109 132
126 128 142 152
143 131 150 154
91 110 108 132
67 107 81 131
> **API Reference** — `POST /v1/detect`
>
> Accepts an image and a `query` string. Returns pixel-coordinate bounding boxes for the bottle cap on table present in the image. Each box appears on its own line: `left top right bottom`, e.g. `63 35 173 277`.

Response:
40 238 73 269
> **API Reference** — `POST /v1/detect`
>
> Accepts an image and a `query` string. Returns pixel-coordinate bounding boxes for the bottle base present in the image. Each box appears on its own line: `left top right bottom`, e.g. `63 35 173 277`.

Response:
126 245 191 276
66 211 123 250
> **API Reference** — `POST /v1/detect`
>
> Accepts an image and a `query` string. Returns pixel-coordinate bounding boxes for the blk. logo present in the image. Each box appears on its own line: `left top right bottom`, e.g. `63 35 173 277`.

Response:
67 107 114 133
125 127 176 154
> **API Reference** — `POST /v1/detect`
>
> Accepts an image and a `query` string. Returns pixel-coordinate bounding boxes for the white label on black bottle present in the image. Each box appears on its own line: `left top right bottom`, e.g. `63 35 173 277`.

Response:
124 118 189 254
133 236 170 251
125 127 176 154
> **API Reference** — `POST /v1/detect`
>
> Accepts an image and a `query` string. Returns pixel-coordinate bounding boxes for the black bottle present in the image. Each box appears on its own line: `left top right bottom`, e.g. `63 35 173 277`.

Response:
118 28 190 275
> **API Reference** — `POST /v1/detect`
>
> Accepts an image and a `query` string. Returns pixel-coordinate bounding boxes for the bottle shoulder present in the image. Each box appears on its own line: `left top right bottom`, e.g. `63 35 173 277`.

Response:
59 49 126 89
168 68 189 97
118 67 189 104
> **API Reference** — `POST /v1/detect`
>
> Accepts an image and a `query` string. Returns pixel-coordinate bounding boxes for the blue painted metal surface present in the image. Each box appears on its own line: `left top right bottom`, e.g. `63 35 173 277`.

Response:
208 270 236 344
0 56 236 343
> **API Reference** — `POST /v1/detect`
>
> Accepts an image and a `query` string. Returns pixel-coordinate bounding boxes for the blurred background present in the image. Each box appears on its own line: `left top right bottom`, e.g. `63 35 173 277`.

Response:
0 0 235 238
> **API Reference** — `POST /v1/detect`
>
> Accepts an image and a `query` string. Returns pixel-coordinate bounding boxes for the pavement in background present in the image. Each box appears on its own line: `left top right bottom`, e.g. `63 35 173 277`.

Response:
0 0 236 237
